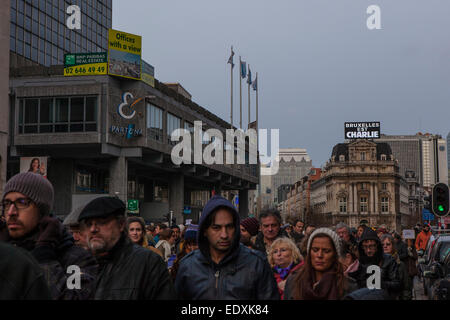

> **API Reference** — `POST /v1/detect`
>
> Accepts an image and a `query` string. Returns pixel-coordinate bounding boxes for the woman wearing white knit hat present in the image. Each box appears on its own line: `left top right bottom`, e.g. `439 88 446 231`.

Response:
284 227 358 300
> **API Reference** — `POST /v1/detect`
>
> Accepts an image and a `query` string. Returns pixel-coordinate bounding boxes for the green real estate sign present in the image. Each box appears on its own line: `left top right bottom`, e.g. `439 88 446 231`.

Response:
127 199 139 214
64 52 108 76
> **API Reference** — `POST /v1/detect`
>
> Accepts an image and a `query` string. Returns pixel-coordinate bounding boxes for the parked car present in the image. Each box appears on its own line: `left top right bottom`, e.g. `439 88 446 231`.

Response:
421 235 450 299
423 250 450 300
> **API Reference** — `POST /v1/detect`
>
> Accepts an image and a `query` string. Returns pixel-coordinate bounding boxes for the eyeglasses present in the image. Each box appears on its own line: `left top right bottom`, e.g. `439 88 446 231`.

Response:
362 244 377 250
383 242 392 247
1 198 33 211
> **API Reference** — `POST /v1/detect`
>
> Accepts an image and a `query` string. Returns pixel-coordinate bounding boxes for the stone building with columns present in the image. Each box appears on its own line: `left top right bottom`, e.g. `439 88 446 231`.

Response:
309 140 413 231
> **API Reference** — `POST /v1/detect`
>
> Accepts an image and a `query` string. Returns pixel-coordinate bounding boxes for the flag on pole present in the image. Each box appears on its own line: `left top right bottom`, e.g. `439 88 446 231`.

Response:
227 47 235 68
247 65 252 84
252 74 257 91
240 61 247 78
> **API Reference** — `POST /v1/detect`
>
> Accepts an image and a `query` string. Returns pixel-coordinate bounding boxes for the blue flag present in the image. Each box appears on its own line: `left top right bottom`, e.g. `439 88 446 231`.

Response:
240 61 246 78
247 65 252 84
252 75 257 91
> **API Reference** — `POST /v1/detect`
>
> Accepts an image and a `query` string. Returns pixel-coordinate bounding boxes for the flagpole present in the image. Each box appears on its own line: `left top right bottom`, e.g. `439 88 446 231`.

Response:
256 72 258 130
230 46 233 129
248 64 251 129
239 56 242 129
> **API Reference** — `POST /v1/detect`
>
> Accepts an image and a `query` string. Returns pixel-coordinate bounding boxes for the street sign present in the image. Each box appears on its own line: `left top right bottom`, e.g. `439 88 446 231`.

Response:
422 208 435 221
183 206 191 214
127 199 139 214
64 52 108 76
402 229 415 240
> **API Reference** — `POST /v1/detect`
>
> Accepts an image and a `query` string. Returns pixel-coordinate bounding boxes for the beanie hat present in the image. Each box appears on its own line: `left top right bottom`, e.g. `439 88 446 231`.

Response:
307 227 341 255
184 224 198 241
241 217 259 236
2 172 54 215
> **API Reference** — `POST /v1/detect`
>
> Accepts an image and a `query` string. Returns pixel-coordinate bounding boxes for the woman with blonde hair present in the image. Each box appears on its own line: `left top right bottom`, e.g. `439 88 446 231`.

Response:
269 237 304 299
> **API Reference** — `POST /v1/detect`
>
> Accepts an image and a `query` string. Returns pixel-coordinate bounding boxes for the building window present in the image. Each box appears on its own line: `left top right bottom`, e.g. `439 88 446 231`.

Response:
184 121 194 133
18 96 97 134
361 183 366 190
381 154 387 161
167 113 181 145
381 183 387 190
339 197 347 213
146 103 163 141
360 197 368 213
75 166 109 194
339 155 345 162
361 152 366 161
381 197 389 213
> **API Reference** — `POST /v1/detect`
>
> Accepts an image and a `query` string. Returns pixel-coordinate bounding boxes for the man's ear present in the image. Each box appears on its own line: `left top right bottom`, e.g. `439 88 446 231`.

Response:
118 218 126 232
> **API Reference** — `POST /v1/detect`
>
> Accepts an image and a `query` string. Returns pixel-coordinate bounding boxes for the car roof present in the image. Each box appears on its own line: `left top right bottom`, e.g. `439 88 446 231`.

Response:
436 235 450 242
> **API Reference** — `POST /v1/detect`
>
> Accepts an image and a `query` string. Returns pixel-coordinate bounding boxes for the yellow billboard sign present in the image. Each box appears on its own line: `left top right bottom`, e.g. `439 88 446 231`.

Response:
108 29 142 80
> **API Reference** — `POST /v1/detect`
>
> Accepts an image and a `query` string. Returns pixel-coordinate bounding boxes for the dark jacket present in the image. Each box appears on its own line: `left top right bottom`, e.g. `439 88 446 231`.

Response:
174 195 280 300
291 231 304 245
395 240 408 263
0 221 97 300
93 234 176 300
254 228 289 256
283 268 359 300
0 241 52 300
348 228 402 298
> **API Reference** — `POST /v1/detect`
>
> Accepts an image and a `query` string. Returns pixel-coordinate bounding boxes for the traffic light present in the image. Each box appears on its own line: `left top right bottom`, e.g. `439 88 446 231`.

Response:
432 183 449 217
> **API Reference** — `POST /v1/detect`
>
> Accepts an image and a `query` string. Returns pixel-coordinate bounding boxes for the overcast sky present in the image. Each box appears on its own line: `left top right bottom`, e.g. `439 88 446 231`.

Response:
113 0 450 167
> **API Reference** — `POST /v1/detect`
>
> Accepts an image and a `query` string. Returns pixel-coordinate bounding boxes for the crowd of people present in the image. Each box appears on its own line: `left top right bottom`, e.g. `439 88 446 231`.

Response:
0 171 430 300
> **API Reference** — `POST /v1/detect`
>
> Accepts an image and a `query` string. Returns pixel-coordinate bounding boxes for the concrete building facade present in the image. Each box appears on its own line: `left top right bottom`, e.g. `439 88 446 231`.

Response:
271 148 312 203
1 2 10 196
378 133 448 190
8 66 258 223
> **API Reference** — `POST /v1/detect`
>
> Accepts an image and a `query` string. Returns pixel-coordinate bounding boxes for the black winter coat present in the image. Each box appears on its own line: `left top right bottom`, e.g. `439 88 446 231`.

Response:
175 243 280 300
0 221 97 300
349 228 402 298
93 235 176 300
174 195 280 300
0 241 51 300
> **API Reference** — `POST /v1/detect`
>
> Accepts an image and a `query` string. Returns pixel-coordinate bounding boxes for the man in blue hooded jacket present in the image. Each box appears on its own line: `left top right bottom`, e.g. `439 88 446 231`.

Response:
174 195 280 300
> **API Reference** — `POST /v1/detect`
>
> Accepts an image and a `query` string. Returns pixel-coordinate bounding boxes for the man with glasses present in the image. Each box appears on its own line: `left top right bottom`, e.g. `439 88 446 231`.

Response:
347 227 401 299
0 172 97 299
77 196 176 299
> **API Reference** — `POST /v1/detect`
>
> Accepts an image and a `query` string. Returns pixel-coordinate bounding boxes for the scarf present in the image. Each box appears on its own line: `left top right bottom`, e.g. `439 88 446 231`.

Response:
302 271 339 300
274 262 294 280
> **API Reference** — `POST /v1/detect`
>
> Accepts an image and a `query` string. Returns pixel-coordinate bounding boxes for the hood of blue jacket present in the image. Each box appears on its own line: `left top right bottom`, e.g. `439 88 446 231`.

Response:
198 195 241 264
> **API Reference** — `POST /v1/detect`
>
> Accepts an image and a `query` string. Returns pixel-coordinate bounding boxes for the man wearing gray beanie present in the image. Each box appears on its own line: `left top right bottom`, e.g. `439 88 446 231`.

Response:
0 172 98 300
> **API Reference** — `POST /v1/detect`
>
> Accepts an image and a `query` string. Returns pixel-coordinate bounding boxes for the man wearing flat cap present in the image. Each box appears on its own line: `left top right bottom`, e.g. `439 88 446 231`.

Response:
0 172 97 300
78 196 176 299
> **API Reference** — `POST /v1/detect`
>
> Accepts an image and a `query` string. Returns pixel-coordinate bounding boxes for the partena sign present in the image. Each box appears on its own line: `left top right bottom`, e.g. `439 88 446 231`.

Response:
345 122 380 139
